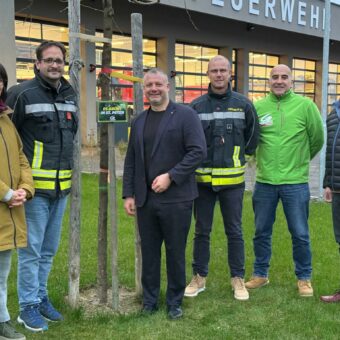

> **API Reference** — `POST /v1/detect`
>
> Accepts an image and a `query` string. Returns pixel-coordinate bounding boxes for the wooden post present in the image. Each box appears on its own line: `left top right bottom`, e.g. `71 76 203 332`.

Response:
131 13 143 296
68 0 81 308
97 0 114 304
108 124 119 310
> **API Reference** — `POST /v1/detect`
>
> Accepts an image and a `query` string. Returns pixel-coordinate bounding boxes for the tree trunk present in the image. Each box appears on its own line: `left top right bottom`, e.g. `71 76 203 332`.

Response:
97 0 113 304
68 0 81 308
131 13 144 296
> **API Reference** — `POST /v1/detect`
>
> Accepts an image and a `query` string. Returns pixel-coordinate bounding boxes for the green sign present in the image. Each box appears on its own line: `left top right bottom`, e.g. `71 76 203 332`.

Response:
97 101 127 123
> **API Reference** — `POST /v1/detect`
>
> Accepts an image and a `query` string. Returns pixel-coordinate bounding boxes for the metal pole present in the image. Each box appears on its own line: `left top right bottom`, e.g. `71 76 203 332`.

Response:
131 13 144 296
68 0 81 308
319 0 331 198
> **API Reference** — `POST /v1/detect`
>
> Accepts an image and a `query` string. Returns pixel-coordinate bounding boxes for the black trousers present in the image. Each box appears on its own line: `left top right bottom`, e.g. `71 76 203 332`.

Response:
332 193 340 244
192 185 245 278
137 192 192 307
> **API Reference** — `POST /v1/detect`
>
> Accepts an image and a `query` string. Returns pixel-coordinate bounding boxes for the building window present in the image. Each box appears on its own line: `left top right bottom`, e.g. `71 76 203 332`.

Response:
329 63 340 112
175 43 218 104
292 58 316 101
248 52 279 102
15 19 69 82
95 32 156 105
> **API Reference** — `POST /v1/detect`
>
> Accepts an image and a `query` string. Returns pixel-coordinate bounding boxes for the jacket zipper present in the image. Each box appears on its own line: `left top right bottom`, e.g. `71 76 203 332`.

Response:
0 126 17 248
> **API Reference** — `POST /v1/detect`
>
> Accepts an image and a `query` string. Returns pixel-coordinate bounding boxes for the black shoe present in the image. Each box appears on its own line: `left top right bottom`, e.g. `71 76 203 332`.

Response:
141 305 158 315
167 306 183 320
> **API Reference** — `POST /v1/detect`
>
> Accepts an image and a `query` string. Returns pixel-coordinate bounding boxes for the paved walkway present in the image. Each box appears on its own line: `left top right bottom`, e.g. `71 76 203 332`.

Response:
82 147 323 198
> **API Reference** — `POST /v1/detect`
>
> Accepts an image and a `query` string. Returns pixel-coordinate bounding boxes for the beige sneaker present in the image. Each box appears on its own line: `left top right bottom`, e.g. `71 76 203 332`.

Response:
298 280 313 297
231 277 249 301
245 276 269 289
184 274 206 297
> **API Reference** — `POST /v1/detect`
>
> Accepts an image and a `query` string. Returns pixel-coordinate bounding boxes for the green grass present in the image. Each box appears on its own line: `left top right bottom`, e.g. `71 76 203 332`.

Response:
7 174 340 339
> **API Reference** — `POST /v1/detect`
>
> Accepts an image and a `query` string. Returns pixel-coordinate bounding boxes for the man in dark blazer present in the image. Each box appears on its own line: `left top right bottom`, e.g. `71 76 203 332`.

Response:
123 68 206 319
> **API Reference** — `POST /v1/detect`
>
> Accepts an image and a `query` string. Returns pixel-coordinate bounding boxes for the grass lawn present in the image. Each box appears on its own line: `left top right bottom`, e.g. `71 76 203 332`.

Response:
7 174 340 339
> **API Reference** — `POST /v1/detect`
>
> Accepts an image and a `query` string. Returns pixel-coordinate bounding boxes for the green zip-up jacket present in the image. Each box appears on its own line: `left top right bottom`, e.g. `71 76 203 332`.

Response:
254 89 324 185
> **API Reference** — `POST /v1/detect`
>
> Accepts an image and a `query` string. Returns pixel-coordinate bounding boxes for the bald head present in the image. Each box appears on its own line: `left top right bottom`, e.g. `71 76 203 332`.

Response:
270 64 292 78
207 55 231 72
269 64 293 97
207 55 231 94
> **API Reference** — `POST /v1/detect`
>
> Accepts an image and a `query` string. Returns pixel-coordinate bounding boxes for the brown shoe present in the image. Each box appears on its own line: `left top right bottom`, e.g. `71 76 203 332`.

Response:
184 274 206 297
298 280 313 297
245 276 269 289
231 277 249 301
320 290 340 303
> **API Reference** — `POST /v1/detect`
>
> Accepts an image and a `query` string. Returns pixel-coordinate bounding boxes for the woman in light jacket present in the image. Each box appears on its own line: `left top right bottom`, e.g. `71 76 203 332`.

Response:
0 63 34 340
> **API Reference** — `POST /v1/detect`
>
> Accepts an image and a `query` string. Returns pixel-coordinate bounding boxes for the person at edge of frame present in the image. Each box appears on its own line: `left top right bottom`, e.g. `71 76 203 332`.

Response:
0 62 34 340
321 99 340 303
122 67 206 319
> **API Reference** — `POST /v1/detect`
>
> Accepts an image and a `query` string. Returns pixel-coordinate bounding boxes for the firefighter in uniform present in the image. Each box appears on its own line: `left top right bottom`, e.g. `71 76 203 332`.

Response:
7 41 78 332
184 55 259 301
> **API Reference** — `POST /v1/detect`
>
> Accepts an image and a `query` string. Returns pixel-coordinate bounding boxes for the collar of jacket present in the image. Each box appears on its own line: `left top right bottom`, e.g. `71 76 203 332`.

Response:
0 107 13 118
268 88 293 102
207 83 232 100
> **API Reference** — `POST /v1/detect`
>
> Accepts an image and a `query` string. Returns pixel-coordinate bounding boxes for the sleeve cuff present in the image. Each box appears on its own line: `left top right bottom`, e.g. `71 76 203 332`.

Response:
2 189 14 202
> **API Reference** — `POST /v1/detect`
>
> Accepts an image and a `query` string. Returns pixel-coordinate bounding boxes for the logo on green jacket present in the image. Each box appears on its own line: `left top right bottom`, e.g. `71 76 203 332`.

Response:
259 113 273 127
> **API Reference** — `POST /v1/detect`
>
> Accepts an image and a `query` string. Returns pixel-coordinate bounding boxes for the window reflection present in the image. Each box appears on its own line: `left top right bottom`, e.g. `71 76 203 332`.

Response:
292 58 316 101
248 52 279 102
95 32 157 104
175 42 218 104
15 19 69 83
328 63 340 112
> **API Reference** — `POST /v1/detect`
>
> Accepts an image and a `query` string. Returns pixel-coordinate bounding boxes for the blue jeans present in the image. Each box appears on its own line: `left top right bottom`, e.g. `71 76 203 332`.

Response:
0 250 11 322
252 182 312 280
18 196 67 309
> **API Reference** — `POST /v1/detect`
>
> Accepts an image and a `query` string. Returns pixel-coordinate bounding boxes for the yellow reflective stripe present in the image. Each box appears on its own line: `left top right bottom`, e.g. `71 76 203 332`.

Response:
34 180 55 190
212 175 245 186
196 168 212 174
60 180 72 190
59 170 72 179
196 174 212 183
32 169 57 178
196 167 245 175
233 146 241 167
32 141 43 169
212 167 245 176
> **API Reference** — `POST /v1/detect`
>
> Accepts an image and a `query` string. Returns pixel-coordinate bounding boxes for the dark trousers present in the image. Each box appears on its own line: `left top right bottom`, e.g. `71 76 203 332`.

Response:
332 193 340 244
192 185 245 278
137 192 192 307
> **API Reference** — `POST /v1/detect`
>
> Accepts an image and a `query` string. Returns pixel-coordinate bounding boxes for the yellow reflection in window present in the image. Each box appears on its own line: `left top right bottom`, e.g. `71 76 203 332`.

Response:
143 39 156 53
16 62 35 82
175 44 184 56
112 51 132 68
43 24 68 42
185 45 202 59
293 58 305 69
175 58 184 72
143 55 156 68
15 20 41 39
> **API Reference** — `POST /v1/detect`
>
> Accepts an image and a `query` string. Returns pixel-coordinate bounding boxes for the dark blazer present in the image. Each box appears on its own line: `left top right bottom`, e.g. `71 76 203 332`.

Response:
123 100 206 207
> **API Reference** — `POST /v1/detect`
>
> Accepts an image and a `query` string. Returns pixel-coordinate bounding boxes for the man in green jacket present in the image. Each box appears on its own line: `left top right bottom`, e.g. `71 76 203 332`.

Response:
245 64 324 297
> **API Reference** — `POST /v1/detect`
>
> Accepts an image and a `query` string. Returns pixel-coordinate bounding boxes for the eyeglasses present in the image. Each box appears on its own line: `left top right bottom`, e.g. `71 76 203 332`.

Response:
40 58 65 65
